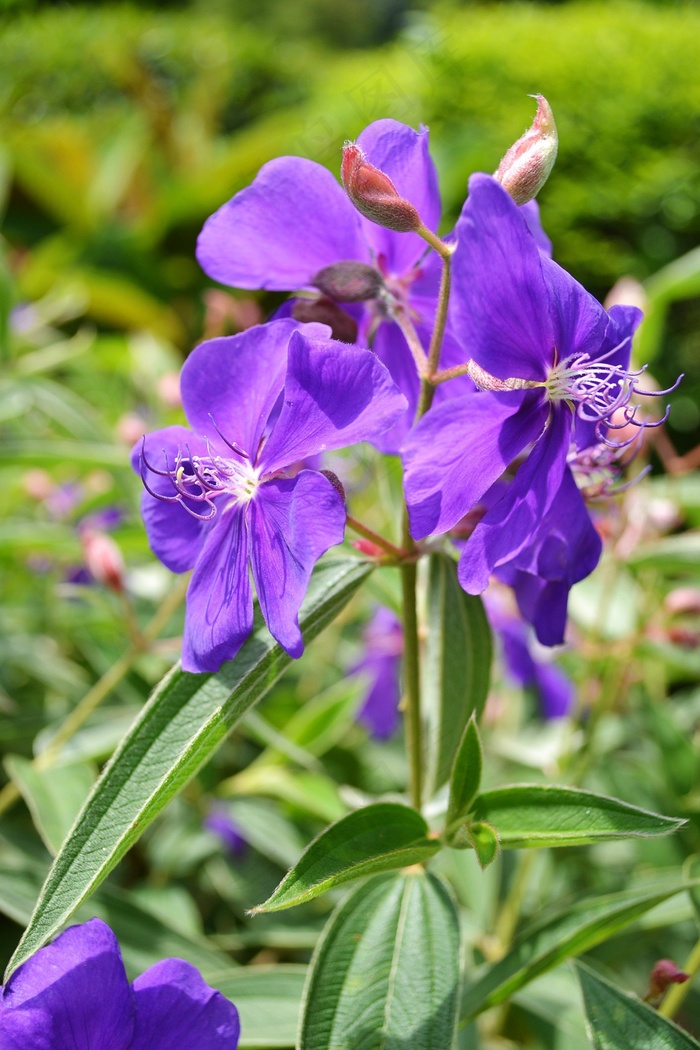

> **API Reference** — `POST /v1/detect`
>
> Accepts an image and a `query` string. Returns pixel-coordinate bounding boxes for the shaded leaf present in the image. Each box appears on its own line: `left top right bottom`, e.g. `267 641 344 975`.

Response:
299 871 460 1049
423 554 491 795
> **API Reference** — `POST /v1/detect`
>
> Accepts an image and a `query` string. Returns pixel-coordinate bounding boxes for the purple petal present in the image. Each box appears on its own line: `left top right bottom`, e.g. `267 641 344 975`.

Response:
539 253 608 361
519 199 552 257
402 389 548 539
356 120 441 276
181 320 304 457
196 157 368 290
204 809 248 857
458 407 571 593
450 174 554 381
0 919 134 1050
370 321 422 454
130 959 240 1050
357 654 402 739
182 506 253 673
508 573 571 648
507 467 602 586
132 426 209 574
258 331 407 474
248 472 346 656
496 615 573 718
353 607 403 739
533 660 574 718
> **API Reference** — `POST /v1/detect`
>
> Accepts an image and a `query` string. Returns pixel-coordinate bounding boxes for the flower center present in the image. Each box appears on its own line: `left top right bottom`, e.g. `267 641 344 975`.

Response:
139 430 260 522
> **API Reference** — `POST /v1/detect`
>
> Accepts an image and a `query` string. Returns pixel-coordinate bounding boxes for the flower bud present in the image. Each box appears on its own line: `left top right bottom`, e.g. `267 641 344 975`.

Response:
312 261 384 302
495 95 558 205
341 143 422 232
292 297 358 344
646 959 689 1003
81 529 125 593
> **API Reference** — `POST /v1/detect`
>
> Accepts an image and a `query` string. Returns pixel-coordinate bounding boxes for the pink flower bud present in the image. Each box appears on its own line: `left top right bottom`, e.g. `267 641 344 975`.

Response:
341 143 422 232
495 95 558 205
647 959 689 1002
351 539 385 558
81 529 125 593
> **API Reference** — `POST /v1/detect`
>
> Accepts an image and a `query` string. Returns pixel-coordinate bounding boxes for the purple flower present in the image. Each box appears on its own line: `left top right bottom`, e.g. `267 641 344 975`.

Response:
134 318 406 673
205 808 248 857
0 918 240 1049
352 607 404 739
196 120 446 451
487 598 573 719
402 174 660 644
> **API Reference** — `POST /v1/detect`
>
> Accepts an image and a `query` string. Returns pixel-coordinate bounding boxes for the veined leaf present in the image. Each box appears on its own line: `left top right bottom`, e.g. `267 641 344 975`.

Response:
472 784 683 848
6 557 372 979
423 554 492 795
299 871 460 1049
576 961 700 1049
461 880 700 1022
253 803 440 913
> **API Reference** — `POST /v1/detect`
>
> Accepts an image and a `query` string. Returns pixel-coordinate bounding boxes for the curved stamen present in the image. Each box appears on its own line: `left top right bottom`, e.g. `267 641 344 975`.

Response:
139 426 260 524
207 414 249 458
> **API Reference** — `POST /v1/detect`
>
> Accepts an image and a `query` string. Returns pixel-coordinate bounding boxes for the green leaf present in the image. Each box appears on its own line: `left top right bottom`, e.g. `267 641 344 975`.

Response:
0 827 234 979
253 803 440 913
446 715 483 831
5 557 372 979
471 784 683 848
461 881 699 1022
4 755 96 855
468 822 499 870
214 965 306 1048
576 961 700 1049
423 554 492 795
299 871 461 1049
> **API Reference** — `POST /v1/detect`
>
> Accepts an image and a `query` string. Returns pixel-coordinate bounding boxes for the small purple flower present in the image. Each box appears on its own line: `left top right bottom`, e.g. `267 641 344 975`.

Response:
352 607 404 739
487 598 573 719
134 318 406 673
402 174 670 643
205 808 248 858
0 918 240 1049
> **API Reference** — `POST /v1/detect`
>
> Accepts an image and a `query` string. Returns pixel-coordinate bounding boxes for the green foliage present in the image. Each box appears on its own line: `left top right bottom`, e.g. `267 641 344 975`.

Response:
6 557 372 978
423 553 491 794
299 871 461 1049
462 881 700 1023
254 803 440 913
576 961 700 1049
471 784 683 849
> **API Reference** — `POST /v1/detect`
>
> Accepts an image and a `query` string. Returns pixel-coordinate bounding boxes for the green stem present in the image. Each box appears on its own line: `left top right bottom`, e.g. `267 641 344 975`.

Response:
417 223 453 261
658 934 700 1020
416 243 452 419
394 309 428 375
401 538 423 811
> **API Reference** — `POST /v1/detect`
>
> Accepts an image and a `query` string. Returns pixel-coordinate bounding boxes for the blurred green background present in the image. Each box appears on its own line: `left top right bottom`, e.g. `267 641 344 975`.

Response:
1 0 700 440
